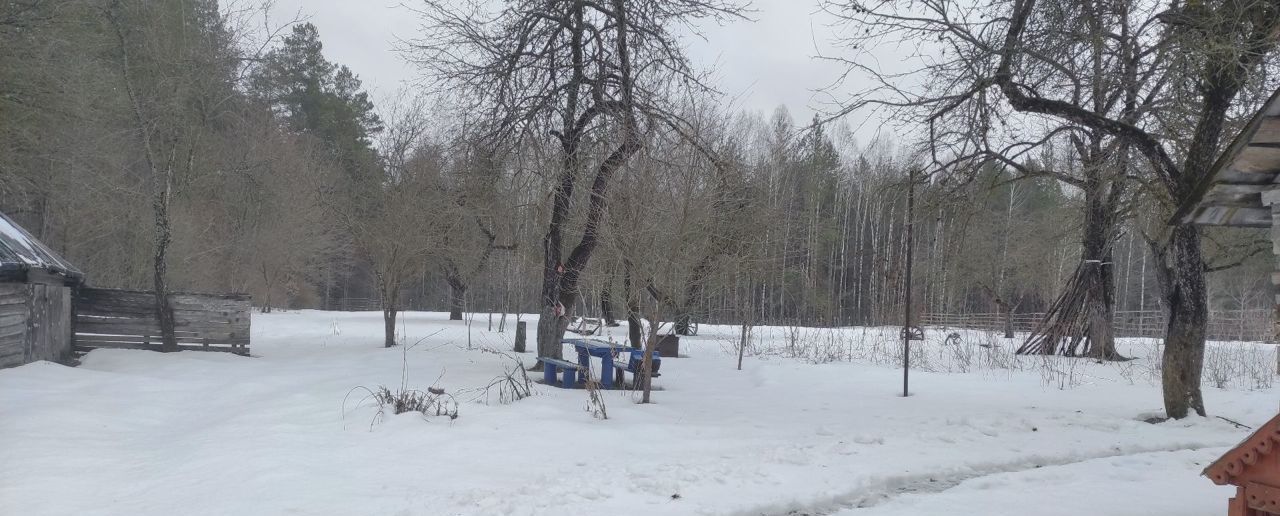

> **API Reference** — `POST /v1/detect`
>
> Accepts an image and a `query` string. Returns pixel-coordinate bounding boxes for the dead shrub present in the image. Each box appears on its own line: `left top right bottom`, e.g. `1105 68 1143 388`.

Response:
344 384 459 429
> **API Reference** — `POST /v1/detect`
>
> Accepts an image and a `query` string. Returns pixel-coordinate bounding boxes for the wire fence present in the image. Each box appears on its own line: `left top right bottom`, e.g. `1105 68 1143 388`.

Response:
923 309 1275 343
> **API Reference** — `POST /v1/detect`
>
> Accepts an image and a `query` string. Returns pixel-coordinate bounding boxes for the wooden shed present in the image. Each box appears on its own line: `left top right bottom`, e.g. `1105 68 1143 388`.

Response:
1203 413 1280 516
0 211 84 369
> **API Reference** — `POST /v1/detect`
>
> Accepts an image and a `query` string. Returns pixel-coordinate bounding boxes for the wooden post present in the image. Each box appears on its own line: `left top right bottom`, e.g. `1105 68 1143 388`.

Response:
514 321 526 353
737 322 747 371
1263 190 1280 344
902 169 915 398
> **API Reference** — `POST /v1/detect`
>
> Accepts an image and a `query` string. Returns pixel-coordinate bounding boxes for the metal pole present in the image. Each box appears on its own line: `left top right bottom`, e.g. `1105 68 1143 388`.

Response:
903 169 915 398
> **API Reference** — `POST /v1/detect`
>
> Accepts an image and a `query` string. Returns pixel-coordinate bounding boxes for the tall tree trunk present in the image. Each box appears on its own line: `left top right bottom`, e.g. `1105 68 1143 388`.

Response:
1020 168 1123 359
1082 181 1120 359
447 275 466 321
600 285 617 326
535 141 578 363
152 188 177 353
1156 225 1208 418
110 8 179 353
537 139 641 362
675 255 715 335
624 265 642 349
383 306 398 348
378 275 399 348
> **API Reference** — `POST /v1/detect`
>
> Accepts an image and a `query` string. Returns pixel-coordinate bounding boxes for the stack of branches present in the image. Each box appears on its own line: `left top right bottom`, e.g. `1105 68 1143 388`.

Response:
1017 261 1123 359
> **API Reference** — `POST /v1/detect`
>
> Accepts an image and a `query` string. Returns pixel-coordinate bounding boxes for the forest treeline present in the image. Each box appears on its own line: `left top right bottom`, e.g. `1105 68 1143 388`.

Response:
2 0 1277 411
0 1 1269 327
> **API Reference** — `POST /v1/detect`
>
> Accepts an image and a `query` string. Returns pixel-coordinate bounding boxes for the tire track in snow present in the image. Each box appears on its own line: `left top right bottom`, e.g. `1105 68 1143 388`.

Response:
747 442 1227 516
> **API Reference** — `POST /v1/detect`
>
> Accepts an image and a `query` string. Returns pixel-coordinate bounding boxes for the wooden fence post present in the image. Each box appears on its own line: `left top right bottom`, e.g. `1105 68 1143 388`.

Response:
514 321 526 353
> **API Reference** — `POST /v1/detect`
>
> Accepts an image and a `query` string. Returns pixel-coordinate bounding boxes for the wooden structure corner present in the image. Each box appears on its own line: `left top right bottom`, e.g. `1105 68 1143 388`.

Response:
1205 413 1280 516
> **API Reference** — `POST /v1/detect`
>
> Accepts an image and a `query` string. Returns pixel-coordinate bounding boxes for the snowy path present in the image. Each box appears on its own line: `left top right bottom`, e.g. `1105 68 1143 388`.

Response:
777 445 1227 515
0 311 1272 515
822 447 1231 516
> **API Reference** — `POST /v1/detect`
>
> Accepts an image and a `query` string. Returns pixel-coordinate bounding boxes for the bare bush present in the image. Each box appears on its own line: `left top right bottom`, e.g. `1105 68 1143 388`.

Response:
1200 342 1278 391
1116 358 1139 386
1038 354 1082 390
483 359 536 405
344 384 460 429
1205 345 1235 389
582 362 608 420
1243 346 1276 391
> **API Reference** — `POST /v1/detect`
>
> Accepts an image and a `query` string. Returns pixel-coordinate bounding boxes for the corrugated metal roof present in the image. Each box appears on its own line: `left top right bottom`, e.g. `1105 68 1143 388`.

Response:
0 211 83 284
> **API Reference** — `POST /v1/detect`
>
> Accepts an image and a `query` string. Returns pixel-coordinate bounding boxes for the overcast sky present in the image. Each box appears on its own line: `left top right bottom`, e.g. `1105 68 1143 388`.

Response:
268 1 879 137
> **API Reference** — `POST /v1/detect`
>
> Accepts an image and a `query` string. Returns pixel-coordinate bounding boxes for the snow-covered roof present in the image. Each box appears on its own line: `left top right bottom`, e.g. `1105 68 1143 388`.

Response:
0 211 83 285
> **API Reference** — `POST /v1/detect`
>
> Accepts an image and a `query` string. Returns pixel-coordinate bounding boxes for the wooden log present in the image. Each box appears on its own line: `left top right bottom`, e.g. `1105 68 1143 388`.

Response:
74 336 249 348
77 313 246 329
169 291 252 301
0 302 28 317
75 290 246 312
80 304 249 321
0 339 22 360
172 308 249 321
0 312 26 329
75 343 250 353
74 332 247 343
169 296 251 309
0 353 24 368
0 294 27 307
72 319 161 335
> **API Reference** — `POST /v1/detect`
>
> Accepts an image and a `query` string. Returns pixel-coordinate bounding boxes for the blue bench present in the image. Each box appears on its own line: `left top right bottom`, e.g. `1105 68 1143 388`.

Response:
537 357 585 388
609 350 661 385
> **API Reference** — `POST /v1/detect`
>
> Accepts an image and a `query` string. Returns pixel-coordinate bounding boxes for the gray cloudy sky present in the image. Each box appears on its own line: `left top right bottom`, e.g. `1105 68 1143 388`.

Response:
269 0 863 129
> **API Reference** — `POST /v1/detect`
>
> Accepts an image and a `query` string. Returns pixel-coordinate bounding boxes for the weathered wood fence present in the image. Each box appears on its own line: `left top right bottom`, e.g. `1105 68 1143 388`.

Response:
73 287 251 356
923 308 1274 343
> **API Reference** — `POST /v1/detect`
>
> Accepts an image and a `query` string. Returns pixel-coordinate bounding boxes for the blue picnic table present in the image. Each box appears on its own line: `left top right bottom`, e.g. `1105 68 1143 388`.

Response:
564 338 660 389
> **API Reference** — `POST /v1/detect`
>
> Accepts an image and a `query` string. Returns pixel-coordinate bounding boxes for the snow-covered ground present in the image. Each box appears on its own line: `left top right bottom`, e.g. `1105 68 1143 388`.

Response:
2 310 1277 515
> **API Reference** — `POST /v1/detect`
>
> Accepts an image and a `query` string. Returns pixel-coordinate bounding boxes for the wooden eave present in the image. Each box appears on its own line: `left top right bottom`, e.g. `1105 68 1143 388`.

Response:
1174 88 1280 228
1204 412 1280 486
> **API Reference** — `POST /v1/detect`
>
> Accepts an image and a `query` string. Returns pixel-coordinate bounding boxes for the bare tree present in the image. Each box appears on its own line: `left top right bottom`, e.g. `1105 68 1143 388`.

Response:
406 0 749 364
329 96 454 347
107 0 241 352
827 0 1280 418
439 144 517 320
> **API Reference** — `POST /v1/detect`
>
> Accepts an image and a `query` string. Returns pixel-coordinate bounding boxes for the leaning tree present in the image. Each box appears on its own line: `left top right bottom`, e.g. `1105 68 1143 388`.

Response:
828 0 1280 418
405 0 748 362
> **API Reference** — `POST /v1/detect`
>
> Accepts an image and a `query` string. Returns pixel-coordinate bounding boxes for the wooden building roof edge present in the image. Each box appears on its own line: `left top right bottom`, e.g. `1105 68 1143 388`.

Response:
0 211 84 284
1203 412 1280 485
1171 87 1280 225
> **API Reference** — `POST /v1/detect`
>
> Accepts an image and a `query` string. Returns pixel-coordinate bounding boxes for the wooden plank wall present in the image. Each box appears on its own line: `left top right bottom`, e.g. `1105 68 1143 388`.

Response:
0 282 73 369
29 283 70 362
0 283 29 367
73 287 251 356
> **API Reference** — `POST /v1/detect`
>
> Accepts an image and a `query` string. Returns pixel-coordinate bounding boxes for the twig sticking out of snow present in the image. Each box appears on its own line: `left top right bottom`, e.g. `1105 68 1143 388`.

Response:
1216 415 1252 430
